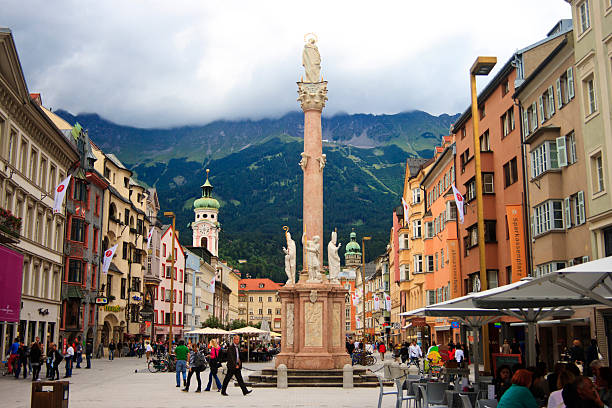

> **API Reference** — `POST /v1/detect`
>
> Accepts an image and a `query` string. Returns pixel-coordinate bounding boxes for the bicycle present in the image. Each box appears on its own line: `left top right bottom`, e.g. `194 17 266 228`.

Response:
351 351 376 366
147 357 169 373
407 357 424 375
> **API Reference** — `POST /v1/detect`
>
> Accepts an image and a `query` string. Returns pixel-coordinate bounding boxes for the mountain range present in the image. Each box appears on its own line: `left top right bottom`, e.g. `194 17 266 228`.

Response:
55 109 459 282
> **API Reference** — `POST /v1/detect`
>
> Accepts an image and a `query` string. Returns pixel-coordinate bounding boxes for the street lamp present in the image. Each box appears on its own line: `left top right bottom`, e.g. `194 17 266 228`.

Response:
469 56 496 374
163 211 176 343
361 236 371 342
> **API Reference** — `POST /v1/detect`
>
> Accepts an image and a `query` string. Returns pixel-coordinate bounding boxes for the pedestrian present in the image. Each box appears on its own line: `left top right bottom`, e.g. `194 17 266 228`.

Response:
400 342 409 364
182 344 204 392
511 338 521 355
75 336 83 369
108 340 115 360
15 339 28 379
117 341 123 358
51 344 63 381
378 342 386 361
85 339 93 369
45 342 53 379
454 343 465 365
409 340 422 368
205 339 223 392
502 339 512 354
64 342 74 378
221 335 252 396
7 338 19 375
346 338 355 356
30 339 42 381
174 339 189 388
146 342 153 362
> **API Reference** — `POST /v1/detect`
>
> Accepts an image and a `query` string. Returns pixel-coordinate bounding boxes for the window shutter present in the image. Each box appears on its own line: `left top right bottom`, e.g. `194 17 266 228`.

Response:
564 197 572 229
567 67 575 99
548 86 555 116
538 95 545 124
577 190 585 224
531 102 538 130
556 78 563 109
522 107 529 137
556 136 568 167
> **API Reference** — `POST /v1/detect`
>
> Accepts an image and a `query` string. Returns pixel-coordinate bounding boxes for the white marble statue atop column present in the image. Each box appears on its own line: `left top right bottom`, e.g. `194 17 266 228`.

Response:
302 35 321 83
328 230 341 284
302 232 322 282
283 230 297 285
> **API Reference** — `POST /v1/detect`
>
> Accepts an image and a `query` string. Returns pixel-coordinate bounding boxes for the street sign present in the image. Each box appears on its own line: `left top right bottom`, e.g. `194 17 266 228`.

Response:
451 321 460 329
139 310 154 321
95 297 108 305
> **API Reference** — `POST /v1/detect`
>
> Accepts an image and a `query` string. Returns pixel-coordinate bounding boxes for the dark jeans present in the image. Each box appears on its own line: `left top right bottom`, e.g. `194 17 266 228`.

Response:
206 370 222 390
185 369 202 390
31 362 41 380
15 359 27 378
86 353 91 368
65 356 72 377
76 353 82 368
109 350 114 360
45 359 52 378
52 363 60 380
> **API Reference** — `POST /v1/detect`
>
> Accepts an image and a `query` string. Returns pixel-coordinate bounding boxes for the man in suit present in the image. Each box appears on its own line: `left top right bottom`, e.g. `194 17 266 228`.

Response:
221 335 252 396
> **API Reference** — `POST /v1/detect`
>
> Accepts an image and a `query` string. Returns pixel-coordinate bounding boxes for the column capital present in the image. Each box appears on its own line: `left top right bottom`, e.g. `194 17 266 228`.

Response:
297 82 328 111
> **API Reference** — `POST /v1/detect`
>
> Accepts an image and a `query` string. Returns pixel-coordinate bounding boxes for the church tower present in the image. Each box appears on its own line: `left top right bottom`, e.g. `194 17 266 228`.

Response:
344 229 362 268
192 169 220 256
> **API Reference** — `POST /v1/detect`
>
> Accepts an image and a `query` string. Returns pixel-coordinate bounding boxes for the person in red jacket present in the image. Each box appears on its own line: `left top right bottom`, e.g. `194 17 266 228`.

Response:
378 342 386 361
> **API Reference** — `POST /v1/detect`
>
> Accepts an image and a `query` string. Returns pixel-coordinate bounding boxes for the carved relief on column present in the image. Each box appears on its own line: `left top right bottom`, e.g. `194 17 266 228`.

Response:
286 303 294 346
304 301 322 347
297 82 328 111
332 302 341 347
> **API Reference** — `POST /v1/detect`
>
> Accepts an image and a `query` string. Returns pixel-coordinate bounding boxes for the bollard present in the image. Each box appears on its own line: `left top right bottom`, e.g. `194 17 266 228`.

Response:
390 362 402 380
383 361 393 379
277 364 288 389
343 364 354 389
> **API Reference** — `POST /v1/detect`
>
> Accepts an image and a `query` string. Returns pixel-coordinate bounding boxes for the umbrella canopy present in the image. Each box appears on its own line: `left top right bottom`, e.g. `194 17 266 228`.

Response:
185 327 230 335
269 331 281 338
230 326 269 335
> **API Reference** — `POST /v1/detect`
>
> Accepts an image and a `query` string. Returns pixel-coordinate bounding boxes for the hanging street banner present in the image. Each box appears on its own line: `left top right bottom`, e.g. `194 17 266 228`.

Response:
0 246 23 322
451 184 465 223
102 244 118 274
53 175 71 214
506 205 527 280
448 239 461 298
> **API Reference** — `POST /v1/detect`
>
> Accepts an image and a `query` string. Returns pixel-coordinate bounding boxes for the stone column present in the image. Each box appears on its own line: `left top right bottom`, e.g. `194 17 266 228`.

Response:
297 81 328 271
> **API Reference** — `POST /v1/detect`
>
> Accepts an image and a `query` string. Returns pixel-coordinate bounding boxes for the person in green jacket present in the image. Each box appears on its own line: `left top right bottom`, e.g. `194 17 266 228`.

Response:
498 369 539 408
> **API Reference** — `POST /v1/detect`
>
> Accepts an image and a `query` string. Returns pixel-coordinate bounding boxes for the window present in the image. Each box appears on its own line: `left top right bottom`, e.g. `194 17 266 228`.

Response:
68 259 83 283
123 242 129 260
485 221 497 243
425 255 434 272
503 157 518 187
534 261 566 278
29 148 38 183
531 141 559 178
413 255 423 273
70 218 86 242
501 108 515 137
19 138 28 174
412 188 421 204
585 77 597 115
533 200 564 236
400 233 409 250
106 275 112 298
425 221 434 238
121 278 127 299
487 270 499 289
131 277 141 293
465 179 476 201
268 296 272 302
466 225 478 248
460 149 470 172
479 130 490 151
447 201 457 220
400 264 410 281
592 153 605 193
39 156 47 190
483 173 494 193
502 79 509 96
8 129 17 166
567 67 575 101
546 86 555 119
579 0 590 33
565 132 577 165
427 290 436 306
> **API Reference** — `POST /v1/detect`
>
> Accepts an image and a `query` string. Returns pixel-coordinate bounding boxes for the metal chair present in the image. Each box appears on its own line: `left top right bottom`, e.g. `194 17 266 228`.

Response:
418 384 447 408
377 374 399 408
395 378 417 408
459 394 473 408
476 399 498 408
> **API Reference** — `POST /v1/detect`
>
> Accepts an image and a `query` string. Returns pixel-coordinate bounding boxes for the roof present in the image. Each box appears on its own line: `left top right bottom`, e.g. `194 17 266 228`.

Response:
40 105 72 130
107 153 127 170
238 278 282 291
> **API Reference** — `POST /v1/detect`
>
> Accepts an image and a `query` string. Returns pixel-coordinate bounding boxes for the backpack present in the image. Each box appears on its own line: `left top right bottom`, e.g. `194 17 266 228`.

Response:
193 352 206 369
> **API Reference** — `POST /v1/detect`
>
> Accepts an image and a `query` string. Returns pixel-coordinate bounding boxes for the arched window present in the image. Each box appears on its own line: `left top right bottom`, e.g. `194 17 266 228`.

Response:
109 203 117 220
200 237 208 248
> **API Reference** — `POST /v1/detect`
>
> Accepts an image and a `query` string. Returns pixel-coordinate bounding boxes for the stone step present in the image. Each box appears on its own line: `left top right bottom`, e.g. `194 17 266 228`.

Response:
248 374 384 383
260 368 368 376
239 382 389 388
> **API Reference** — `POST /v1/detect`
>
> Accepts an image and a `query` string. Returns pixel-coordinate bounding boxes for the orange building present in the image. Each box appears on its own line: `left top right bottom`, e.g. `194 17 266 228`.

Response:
422 136 461 345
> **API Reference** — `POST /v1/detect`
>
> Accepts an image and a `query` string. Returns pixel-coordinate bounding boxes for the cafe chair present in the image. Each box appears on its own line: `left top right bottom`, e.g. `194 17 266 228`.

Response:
377 374 399 408
395 377 417 408
459 394 473 408
418 384 447 408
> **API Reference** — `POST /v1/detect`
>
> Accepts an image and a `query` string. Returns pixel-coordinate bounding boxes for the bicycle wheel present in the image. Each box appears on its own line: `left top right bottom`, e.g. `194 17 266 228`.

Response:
160 360 169 372
148 361 159 373
366 355 376 366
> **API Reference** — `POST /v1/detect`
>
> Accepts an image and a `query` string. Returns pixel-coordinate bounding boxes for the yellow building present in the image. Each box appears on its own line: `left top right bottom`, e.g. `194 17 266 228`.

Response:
398 158 433 343
92 146 151 346
238 278 283 331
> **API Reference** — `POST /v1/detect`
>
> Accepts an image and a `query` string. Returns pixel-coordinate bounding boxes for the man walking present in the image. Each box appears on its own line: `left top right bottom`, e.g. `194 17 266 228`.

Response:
108 340 115 360
85 339 93 369
221 335 252 396
174 339 189 388
409 340 422 368
64 342 74 378
75 336 83 368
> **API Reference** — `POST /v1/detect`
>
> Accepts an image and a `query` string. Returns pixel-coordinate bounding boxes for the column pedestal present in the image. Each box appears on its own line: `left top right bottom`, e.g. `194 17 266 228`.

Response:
276 280 350 369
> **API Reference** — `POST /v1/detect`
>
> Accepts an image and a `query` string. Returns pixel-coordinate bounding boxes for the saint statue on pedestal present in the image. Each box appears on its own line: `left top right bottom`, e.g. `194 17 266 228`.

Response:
302 232 321 282
327 230 341 284
283 229 297 285
302 34 321 83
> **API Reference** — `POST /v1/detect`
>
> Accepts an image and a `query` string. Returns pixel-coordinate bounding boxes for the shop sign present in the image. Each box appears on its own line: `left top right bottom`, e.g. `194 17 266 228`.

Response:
95 297 108 305
411 317 427 327
104 305 122 312
451 321 460 329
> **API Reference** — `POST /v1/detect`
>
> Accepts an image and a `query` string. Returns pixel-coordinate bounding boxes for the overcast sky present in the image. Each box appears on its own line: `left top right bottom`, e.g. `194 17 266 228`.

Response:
3 1 570 128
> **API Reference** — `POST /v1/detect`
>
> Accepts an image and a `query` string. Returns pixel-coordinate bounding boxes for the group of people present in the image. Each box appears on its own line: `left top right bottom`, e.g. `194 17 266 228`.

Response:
173 335 252 397
5 335 93 381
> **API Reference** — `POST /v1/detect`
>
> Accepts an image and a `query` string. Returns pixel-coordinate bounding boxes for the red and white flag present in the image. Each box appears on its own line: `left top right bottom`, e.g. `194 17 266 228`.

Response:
208 271 219 293
53 175 71 214
146 229 153 249
102 244 118 274
384 293 392 311
373 294 380 310
351 293 359 306
401 197 410 225
451 184 465 224
356 315 362 329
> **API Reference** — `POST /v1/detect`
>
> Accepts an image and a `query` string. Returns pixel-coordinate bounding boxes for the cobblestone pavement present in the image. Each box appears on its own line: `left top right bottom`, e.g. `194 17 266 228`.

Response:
0 355 398 408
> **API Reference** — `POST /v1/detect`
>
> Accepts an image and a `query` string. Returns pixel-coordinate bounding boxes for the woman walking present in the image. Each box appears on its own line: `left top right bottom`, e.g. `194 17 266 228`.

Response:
182 344 204 392
204 339 223 391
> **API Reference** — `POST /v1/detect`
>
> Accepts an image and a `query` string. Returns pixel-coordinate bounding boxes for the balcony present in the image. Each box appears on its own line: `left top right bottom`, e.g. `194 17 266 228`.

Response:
0 207 21 244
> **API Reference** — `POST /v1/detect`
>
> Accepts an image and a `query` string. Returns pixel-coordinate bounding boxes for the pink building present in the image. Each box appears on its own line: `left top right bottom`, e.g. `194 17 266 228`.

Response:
154 226 186 342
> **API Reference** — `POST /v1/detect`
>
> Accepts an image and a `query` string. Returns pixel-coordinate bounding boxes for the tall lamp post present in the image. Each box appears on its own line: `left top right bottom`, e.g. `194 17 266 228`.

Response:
361 236 371 341
469 56 496 374
164 211 176 343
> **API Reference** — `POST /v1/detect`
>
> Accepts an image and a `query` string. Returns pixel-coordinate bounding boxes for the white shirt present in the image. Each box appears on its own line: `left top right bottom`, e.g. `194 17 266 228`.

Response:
454 349 464 362
146 344 153 352
409 344 422 358
66 346 74 357
547 389 565 408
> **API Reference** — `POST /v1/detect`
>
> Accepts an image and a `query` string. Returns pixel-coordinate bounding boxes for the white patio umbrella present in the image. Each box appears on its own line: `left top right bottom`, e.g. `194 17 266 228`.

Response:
473 256 612 366
230 326 270 362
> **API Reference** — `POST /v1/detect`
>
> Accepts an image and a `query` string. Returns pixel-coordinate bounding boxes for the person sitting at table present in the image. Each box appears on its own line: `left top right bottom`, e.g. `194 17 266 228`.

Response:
495 365 513 400
562 375 608 408
597 367 612 408
547 370 576 408
497 369 539 408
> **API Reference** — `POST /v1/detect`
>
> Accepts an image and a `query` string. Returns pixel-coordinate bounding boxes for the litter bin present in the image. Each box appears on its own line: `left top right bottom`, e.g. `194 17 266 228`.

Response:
31 381 69 408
